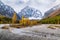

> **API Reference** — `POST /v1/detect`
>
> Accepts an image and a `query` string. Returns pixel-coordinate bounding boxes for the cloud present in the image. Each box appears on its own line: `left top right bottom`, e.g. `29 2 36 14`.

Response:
1 0 28 13
27 0 57 14
1 0 60 14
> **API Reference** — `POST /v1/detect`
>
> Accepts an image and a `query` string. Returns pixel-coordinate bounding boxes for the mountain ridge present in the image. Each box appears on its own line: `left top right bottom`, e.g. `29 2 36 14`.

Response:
18 6 42 20
0 1 21 20
44 4 60 18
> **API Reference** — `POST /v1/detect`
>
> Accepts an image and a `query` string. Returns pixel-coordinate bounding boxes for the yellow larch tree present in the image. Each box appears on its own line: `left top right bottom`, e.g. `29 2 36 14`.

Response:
12 12 17 24
19 16 31 26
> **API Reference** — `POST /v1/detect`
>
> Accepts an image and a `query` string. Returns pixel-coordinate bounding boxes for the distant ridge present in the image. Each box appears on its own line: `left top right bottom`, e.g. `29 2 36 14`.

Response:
48 8 60 18
44 4 60 18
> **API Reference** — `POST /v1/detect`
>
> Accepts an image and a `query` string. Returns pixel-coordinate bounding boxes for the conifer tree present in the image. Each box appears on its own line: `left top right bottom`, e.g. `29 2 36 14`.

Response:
12 12 17 24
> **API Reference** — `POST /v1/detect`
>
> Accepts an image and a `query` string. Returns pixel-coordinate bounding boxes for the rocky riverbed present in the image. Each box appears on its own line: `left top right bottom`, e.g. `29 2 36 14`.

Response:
0 24 60 40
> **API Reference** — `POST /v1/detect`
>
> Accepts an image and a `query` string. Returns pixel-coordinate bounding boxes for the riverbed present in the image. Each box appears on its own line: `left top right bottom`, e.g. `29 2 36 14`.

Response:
0 24 60 40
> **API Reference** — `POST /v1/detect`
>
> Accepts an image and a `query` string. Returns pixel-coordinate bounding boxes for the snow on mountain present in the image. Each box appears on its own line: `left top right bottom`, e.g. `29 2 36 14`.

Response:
0 1 14 18
18 6 42 20
0 1 21 20
0 1 5 13
44 4 60 18
1 0 58 14
1 0 60 20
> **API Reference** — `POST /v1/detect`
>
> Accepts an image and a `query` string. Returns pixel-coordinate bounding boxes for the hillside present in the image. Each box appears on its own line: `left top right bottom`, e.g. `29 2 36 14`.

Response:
39 15 60 24
41 5 60 24
0 15 12 24
44 4 60 18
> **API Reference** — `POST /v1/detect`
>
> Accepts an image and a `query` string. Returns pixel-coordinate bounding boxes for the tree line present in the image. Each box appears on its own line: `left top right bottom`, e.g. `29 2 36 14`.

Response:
39 15 60 24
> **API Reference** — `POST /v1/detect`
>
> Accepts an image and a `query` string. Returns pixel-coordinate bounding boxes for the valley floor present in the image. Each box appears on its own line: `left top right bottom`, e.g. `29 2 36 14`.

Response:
0 24 60 40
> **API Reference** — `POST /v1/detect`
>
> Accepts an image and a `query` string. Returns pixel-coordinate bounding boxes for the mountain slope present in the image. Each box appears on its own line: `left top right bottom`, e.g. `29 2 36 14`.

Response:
44 4 60 18
39 15 60 24
0 1 21 20
0 15 12 24
39 4 60 24
18 6 42 19
47 9 60 18
0 1 14 18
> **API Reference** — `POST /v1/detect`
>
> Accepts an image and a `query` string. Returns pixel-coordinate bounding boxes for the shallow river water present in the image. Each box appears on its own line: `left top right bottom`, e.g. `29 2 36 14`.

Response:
0 24 60 40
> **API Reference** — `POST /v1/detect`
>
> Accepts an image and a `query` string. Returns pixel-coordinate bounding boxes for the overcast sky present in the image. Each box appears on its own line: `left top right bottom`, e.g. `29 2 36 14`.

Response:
1 0 60 15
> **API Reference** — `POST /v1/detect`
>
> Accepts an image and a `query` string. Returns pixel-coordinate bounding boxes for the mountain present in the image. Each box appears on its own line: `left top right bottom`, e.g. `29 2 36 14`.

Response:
44 4 60 18
0 1 21 20
18 6 42 20
47 9 60 18
39 4 60 24
0 1 14 18
2 5 15 18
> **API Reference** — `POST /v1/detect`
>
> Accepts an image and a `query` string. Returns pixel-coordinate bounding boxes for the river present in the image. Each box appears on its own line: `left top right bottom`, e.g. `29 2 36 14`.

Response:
0 24 60 40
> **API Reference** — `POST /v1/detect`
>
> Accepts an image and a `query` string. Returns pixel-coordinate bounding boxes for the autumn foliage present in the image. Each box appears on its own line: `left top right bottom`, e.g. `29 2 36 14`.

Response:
19 16 38 26
12 12 17 24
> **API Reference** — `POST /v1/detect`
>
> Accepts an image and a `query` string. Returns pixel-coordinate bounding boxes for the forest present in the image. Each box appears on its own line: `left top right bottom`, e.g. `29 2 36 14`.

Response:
0 13 60 27
39 15 60 24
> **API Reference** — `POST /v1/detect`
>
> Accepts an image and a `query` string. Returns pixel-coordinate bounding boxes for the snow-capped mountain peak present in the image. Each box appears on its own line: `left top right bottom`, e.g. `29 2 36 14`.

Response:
18 6 42 20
